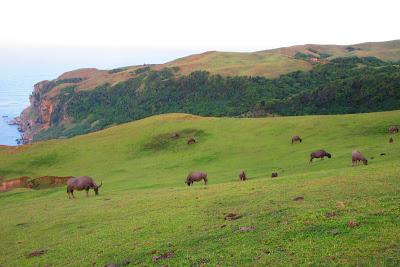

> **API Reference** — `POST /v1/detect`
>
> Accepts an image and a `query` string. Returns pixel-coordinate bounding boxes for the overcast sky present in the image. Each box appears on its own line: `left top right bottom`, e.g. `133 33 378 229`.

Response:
0 0 399 69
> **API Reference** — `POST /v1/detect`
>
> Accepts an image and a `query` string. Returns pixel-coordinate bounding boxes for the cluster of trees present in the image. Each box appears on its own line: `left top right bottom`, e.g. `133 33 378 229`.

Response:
267 65 400 115
34 56 400 141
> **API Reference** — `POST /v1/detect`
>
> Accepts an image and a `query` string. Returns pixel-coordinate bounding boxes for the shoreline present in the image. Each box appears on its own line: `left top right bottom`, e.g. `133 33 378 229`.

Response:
0 115 23 146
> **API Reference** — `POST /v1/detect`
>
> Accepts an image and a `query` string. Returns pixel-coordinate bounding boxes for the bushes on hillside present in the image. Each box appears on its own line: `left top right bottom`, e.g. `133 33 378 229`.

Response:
35 57 400 141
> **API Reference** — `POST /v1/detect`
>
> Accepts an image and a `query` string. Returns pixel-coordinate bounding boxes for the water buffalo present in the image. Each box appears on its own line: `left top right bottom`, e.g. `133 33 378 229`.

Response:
186 171 207 186
388 126 399 134
291 136 302 144
352 150 368 166
239 170 247 181
310 149 331 163
271 172 278 178
67 176 102 199
187 138 196 145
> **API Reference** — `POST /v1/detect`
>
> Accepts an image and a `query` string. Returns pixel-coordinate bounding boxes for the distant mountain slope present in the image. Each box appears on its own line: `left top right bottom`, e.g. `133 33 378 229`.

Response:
17 56 400 143
268 40 400 60
159 51 313 77
16 40 400 143
38 39 400 95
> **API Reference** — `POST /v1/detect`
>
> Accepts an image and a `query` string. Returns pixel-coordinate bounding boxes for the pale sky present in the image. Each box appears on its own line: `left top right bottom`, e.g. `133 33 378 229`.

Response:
1 0 399 51
0 0 399 71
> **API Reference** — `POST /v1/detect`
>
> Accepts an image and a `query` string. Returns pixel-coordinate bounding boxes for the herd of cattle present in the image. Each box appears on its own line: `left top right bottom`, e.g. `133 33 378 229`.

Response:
66 125 398 198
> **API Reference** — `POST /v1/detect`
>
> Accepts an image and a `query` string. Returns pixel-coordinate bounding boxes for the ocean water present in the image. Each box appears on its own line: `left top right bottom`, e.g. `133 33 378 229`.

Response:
0 72 57 146
0 46 199 146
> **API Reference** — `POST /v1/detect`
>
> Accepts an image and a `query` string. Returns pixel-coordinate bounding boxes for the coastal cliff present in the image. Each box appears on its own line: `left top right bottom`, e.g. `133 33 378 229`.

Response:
18 81 57 143
16 40 400 143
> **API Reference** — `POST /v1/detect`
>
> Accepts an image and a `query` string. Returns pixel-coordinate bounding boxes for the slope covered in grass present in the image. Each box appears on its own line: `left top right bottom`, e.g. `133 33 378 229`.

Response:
0 111 399 266
161 51 313 78
29 56 400 142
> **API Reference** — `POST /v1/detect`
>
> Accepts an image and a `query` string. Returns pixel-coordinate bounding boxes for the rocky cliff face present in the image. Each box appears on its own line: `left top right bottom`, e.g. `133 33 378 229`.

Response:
17 80 56 144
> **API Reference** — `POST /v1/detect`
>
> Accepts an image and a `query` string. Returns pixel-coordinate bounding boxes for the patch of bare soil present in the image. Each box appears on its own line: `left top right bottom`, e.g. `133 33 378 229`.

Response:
152 252 175 262
347 220 359 228
336 201 346 209
224 213 242 220
26 250 47 258
0 176 72 192
238 226 256 232
325 211 336 218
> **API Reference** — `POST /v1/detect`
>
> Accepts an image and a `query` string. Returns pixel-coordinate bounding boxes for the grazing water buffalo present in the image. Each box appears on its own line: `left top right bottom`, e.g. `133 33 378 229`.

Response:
186 171 207 186
187 138 196 145
389 126 399 134
271 172 278 178
291 136 302 144
67 176 102 199
239 170 247 181
310 149 331 163
352 150 368 166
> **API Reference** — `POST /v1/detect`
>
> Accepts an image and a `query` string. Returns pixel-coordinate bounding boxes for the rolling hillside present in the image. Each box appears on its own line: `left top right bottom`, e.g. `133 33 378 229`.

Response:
34 39 400 94
1 111 399 266
19 56 400 143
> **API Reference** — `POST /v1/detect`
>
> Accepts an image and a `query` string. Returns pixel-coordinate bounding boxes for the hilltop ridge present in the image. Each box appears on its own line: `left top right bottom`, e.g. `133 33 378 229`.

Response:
16 40 400 143
31 39 400 93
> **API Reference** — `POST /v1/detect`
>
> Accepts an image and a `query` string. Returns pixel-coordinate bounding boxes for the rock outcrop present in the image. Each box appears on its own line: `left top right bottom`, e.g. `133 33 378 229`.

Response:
0 176 72 192
17 81 56 143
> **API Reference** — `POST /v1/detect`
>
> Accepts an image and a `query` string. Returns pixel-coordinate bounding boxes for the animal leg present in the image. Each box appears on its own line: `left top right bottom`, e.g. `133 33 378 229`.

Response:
71 190 75 198
86 189 89 197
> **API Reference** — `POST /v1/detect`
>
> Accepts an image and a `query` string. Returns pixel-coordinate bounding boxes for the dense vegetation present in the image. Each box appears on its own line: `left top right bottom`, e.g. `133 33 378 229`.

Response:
35 57 400 141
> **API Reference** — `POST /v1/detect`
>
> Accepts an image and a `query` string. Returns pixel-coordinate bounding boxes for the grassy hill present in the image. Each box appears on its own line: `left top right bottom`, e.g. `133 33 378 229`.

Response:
18 40 400 144
41 40 400 93
159 51 313 78
1 111 400 266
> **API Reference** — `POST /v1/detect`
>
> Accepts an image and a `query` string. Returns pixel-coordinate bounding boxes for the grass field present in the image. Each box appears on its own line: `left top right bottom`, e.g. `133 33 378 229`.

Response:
1 111 400 266
161 51 313 78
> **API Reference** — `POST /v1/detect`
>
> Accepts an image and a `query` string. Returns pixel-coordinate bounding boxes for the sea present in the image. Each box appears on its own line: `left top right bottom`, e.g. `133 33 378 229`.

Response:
0 46 198 146
0 71 59 146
